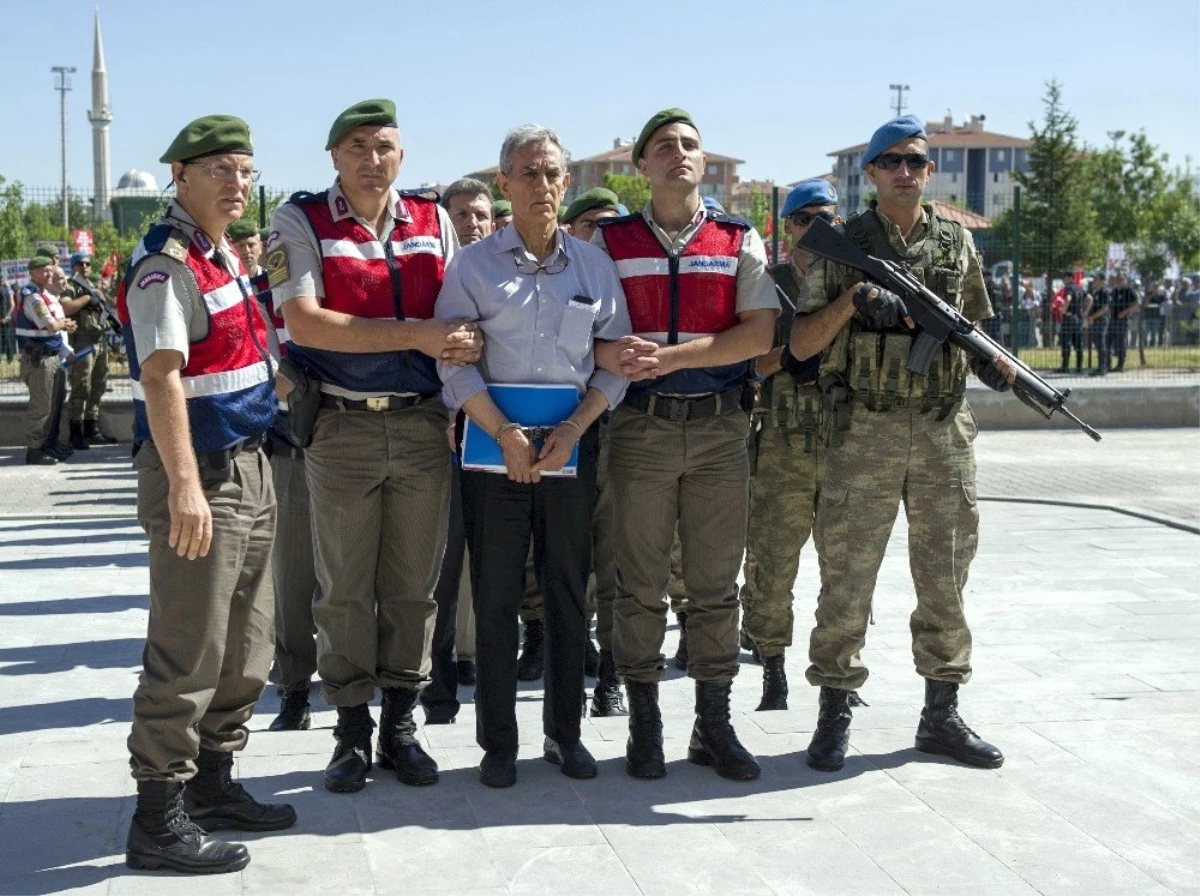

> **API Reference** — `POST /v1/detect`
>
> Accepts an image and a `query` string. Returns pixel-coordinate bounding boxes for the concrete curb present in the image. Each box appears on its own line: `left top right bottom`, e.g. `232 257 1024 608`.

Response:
979 495 1200 535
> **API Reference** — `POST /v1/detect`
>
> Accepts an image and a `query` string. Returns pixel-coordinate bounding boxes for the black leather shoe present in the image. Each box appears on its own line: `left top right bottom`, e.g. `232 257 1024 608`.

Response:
479 750 518 788
543 738 598 779
625 680 666 778
44 442 73 459
687 681 760 780
24 448 57 465
590 650 628 717
756 654 788 711
185 750 296 832
456 659 477 686
126 781 249 874
377 687 439 785
324 705 374 793
516 620 545 681
674 613 689 671
268 689 311 731
423 708 458 725
807 686 853 772
915 679 1004 769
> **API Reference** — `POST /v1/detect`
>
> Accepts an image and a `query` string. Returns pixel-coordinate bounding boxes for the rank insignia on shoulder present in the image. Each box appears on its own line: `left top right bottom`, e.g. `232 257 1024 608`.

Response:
161 229 189 263
265 244 290 289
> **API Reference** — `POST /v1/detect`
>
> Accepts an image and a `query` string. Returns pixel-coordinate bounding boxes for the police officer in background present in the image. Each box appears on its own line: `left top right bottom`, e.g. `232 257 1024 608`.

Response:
596 109 778 781
790 114 1014 774
739 178 837 712
1057 272 1086 372
269 99 477 794
118 115 294 874
60 252 119 448
1085 273 1111 376
15 256 76 464
1107 273 1139 373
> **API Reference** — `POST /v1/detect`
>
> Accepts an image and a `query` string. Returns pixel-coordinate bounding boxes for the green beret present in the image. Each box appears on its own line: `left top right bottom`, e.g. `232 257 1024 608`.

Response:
492 199 512 218
160 114 253 164
632 108 698 164
326 98 397 150
226 218 260 241
563 187 620 224
33 245 59 259
259 228 271 242
28 256 53 270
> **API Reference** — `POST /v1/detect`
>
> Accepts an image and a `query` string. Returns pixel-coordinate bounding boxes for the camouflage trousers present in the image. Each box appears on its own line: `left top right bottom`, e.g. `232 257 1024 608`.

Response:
738 424 823 658
67 340 108 422
806 401 980 690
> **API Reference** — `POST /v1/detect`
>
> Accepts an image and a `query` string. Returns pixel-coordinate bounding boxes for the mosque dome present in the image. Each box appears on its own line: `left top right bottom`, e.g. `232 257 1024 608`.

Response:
115 169 159 191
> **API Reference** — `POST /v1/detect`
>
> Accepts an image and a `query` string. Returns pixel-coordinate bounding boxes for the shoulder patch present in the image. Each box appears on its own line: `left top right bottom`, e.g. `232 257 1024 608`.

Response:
160 228 189 263
136 270 171 290
265 244 291 289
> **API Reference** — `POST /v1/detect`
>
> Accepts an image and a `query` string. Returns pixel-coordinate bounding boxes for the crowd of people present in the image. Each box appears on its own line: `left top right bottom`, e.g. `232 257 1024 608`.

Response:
24 103 1024 876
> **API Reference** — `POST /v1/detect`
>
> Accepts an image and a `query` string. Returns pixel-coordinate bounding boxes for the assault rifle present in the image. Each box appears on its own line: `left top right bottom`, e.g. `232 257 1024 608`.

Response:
798 217 1101 442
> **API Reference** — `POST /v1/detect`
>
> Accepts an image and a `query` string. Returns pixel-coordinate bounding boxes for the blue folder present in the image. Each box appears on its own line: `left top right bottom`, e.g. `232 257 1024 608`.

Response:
461 383 581 478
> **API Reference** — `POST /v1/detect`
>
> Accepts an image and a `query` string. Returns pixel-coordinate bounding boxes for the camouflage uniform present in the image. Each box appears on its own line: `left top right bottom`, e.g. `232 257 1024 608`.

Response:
62 275 110 424
738 262 823 658
798 203 992 690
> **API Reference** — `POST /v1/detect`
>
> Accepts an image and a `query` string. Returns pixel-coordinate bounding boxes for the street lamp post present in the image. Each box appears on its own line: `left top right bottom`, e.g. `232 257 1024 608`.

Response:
51 65 77 239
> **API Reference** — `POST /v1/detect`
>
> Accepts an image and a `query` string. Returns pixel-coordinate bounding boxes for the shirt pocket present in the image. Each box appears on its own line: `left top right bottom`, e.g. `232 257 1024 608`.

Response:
557 298 599 363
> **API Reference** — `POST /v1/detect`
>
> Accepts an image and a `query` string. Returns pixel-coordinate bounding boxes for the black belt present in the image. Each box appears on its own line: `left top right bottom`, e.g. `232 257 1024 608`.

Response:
319 393 436 412
623 387 743 422
196 433 264 467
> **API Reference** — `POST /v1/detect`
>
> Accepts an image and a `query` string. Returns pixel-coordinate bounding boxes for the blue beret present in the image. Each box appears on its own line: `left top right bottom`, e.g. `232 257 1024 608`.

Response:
68 252 91 268
862 114 927 169
781 179 838 217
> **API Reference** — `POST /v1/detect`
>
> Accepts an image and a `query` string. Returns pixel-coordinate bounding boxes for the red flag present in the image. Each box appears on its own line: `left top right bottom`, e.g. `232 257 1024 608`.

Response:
100 250 120 281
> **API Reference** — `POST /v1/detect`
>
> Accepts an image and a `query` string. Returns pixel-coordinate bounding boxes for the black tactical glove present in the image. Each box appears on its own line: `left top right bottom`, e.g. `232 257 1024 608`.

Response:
852 284 909 330
971 356 1012 392
779 344 820 385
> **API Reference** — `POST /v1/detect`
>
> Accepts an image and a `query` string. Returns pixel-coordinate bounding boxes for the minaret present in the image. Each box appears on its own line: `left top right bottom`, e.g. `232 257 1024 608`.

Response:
87 9 112 223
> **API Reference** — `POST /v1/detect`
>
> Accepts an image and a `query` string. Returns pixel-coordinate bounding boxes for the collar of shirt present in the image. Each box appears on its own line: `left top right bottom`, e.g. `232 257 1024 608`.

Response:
163 202 237 267
490 218 568 266
872 204 929 251
328 179 410 231
640 200 707 254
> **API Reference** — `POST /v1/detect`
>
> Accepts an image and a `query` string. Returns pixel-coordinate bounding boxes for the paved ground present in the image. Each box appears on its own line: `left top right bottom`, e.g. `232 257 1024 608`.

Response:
0 429 1196 894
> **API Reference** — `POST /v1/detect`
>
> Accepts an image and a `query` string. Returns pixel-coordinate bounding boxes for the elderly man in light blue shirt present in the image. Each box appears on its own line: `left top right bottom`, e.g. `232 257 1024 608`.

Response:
435 124 631 789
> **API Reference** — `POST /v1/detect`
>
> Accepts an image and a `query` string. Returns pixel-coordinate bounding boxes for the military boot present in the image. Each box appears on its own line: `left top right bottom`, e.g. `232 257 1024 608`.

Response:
673 612 689 671
268 688 311 732
915 680 1004 769
516 619 545 681
688 682 761 780
590 650 628 717
85 418 118 444
324 704 374 793
125 780 249 874
68 420 91 450
377 686 439 785
806 686 853 771
184 749 296 832
756 654 788 711
625 681 666 778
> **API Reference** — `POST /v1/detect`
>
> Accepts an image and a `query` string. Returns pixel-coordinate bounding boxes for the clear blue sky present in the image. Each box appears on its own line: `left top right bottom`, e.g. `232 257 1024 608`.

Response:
2 0 1198 196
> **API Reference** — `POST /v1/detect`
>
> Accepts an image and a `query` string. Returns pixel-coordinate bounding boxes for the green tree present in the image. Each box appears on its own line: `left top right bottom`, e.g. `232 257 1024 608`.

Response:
0 178 30 258
1005 79 1103 273
603 172 650 213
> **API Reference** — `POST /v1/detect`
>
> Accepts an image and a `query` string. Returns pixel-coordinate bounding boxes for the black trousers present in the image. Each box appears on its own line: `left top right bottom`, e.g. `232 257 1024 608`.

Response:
421 457 467 721
1108 323 1128 369
1060 318 1082 367
461 426 598 753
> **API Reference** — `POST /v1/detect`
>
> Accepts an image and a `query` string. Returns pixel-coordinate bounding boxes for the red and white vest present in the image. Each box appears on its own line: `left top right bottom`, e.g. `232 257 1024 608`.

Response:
602 212 750 396
284 189 445 397
118 219 275 453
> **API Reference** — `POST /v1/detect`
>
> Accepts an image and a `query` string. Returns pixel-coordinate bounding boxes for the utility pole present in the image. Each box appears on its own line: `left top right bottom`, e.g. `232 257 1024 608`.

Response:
52 65 77 237
889 83 910 117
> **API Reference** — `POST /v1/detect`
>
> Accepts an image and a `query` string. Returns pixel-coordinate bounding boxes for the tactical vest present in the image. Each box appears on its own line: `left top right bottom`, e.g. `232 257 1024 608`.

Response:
819 205 969 424
14 285 66 353
762 262 821 453
602 211 750 397
64 274 107 345
117 219 276 454
283 189 445 397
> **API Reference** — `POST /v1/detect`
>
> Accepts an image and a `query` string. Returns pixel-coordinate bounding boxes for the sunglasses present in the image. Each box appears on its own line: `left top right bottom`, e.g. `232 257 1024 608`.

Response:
786 210 835 228
874 153 930 171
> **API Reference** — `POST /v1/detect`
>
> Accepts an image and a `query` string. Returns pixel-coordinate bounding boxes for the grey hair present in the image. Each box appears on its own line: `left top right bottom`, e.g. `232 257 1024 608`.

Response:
498 124 568 176
441 177 492 209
